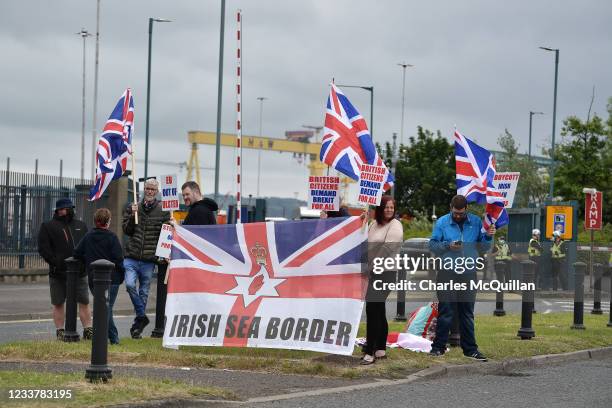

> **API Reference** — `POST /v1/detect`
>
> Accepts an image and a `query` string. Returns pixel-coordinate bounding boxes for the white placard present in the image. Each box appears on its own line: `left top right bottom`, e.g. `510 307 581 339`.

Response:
155 223 174 258
161 174 180 211
357 164 387 206
308 176 340 211
493 172 520 208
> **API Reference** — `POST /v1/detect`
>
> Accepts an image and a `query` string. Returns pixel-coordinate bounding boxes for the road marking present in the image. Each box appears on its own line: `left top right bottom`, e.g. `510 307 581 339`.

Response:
543 309 552 314
0 313 156 325
0 319 53 324
542 300 552 306
559 305 609 311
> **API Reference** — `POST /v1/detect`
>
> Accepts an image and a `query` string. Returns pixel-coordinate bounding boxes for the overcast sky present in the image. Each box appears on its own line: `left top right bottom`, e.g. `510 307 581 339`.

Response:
1 0 610 201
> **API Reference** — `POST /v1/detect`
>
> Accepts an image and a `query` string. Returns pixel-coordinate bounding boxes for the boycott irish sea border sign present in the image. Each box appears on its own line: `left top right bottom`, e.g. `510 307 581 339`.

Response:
357 164 387 206
163 218 366 355
493 172 520 208
155 224 174 259
308 176 339 211
161 174 180 211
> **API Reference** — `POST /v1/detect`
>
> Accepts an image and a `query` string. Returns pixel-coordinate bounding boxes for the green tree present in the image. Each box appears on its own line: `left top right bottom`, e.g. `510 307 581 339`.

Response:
603 98 612 221
496 130 548 206
385 126 455 216
554 109 609 219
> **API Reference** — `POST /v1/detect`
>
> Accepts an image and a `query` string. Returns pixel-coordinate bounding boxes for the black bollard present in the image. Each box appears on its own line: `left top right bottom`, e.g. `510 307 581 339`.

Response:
394 268 407 321
493 261 506 316
151 263 168 337
517 260 536 339
571 262 586 330
608 265 612 327
591 263 603 315
85 259 113 382
63 257 81 342
448 303 461 347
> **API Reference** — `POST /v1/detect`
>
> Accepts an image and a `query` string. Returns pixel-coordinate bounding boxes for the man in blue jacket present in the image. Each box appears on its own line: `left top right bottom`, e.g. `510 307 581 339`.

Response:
429 195 494 361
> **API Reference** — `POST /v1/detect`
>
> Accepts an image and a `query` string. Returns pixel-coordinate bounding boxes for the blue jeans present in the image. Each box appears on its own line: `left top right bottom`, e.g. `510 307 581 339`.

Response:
124 258 155 317
108 284 120 344
432 271 478 355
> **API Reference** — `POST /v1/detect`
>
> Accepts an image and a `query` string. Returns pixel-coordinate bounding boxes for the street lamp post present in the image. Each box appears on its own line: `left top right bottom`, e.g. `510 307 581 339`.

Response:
397 63 414 147
214 0 226 202
256 96 267 197
390 132 398 198
336 84 374 140
144 17 172 181
539 46 559 200
528 111 544 159
76 28 91 182
91 0 101 181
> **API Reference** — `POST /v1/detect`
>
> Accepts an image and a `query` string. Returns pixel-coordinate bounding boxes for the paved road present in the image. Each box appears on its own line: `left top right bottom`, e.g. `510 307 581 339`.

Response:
0 282 609 344
0 282 158 320
231 357 612 408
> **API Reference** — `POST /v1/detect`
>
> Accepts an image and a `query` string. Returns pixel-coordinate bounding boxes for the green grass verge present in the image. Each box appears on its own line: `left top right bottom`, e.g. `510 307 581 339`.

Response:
0 313 610 380
0 370 234 407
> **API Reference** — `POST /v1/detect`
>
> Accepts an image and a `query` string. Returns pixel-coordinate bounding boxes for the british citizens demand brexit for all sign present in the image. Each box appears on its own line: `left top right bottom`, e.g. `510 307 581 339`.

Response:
163 217 367 355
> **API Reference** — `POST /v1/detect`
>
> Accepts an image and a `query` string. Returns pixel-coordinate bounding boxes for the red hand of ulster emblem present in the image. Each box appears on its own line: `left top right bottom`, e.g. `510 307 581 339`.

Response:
248 274 265 295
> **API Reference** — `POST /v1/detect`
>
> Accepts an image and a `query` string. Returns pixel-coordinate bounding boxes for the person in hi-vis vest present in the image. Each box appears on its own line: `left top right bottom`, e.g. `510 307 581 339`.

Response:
550 230 568 291
528 229 542 289
492 234 512 282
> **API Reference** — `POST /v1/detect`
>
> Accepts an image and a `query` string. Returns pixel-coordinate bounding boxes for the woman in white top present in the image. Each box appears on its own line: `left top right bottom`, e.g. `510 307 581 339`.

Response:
362 195 403 365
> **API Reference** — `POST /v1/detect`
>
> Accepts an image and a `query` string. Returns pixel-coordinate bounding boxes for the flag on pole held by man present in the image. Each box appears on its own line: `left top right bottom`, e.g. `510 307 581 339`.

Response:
163 217 367 355
454 130 509 231
89 89 134 201
320 83 394 191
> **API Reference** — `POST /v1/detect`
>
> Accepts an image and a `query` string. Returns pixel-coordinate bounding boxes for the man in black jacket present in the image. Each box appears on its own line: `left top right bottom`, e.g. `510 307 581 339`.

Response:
123 178 170 338
38 198 92 340
181 181 219 225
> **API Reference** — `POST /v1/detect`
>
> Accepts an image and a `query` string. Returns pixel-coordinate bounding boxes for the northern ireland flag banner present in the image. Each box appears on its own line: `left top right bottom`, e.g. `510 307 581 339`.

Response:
163 217 367 355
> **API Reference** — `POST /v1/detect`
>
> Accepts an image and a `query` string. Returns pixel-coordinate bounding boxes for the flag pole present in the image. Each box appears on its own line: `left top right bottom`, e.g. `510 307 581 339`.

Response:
126 87 138 224
130 152 139 225
164 213 174 285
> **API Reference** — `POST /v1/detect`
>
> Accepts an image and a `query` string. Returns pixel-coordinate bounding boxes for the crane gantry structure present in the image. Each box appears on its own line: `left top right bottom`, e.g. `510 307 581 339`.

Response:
186 130 354 202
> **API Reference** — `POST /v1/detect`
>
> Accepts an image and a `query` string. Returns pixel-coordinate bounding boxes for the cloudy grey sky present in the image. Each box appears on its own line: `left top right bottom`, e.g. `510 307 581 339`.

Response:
1 0 610 201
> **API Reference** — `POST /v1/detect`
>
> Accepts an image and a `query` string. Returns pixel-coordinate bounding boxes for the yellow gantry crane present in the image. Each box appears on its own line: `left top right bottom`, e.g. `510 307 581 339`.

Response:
186 131 353 202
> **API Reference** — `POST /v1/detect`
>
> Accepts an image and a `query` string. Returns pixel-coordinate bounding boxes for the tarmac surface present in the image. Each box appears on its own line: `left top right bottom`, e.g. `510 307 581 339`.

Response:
1 351 610 407
228 356 612 408
0 281 609 344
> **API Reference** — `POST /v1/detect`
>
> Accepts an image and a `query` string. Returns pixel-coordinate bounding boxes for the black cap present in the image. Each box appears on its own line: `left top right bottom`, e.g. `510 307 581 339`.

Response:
55 198 75 210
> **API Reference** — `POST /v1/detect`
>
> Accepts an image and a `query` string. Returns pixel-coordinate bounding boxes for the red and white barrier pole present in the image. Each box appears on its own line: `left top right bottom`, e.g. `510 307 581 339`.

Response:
235 9 242 223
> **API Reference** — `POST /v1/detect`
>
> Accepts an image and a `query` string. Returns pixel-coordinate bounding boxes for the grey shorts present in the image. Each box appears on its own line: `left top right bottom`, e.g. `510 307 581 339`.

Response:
49 276 90 306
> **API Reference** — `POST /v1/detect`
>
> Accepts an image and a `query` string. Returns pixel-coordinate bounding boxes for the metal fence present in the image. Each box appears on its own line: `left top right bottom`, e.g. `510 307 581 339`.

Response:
0 170 108 269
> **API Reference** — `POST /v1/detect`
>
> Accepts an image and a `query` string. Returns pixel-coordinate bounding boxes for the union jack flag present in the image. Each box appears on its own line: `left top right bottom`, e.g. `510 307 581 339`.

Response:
89 89 134 201
454 130 509 231
321 83 393 191
163 217 367 355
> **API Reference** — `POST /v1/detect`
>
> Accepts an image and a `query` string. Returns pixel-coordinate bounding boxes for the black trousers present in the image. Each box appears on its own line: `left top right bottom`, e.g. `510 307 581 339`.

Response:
530 256 541 289
363 271 393 355
551 258 567 291
495 261 511 282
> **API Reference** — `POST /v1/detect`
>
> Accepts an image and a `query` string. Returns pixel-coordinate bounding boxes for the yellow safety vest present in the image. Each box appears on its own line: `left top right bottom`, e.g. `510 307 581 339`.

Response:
551 240 565 259
496 242 511 260
528 238 541 257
